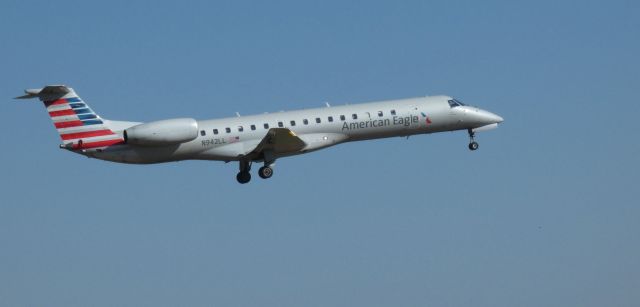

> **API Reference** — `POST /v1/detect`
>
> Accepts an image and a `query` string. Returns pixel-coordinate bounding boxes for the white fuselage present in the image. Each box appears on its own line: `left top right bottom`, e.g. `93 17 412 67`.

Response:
82 95 502 164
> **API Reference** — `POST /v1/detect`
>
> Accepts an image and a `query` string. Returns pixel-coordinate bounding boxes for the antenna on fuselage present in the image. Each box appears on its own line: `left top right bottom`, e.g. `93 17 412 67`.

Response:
235 112 241 117
325 102 331 107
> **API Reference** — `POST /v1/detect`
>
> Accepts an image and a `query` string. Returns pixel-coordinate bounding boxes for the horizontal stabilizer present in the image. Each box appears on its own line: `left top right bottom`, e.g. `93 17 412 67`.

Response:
15 85 70 101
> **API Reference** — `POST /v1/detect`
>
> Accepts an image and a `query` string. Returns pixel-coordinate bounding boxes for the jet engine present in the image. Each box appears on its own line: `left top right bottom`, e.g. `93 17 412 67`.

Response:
124 118 198 146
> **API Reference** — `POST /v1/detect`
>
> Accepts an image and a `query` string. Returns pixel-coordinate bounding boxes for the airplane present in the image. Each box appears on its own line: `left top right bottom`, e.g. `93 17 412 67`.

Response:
16 85 504 183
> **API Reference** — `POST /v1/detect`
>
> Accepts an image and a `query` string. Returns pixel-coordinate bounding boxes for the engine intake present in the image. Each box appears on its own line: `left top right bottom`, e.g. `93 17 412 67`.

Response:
124 118 198 146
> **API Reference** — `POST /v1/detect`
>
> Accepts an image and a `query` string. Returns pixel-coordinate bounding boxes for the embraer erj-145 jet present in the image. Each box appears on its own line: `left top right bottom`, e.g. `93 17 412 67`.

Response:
17 85 503 183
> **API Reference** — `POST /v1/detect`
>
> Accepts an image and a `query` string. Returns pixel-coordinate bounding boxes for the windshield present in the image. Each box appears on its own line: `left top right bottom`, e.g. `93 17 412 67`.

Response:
447 99 466 108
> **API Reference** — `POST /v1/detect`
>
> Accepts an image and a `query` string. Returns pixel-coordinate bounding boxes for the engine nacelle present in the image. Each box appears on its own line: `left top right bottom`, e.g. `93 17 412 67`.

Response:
124 118 198 146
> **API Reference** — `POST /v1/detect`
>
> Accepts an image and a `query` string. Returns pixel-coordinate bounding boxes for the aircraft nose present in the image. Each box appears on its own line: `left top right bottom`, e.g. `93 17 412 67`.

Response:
472 109 504 125
489 112 504 124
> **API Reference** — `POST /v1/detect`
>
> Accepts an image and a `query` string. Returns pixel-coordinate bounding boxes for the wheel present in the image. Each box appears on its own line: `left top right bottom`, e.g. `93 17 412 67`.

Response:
236 171 251 184
468 141 479 151
258 166 273 179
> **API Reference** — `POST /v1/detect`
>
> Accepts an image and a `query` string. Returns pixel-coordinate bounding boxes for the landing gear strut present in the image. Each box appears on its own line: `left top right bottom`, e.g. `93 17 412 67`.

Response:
236 160 252 184
468 129 479 151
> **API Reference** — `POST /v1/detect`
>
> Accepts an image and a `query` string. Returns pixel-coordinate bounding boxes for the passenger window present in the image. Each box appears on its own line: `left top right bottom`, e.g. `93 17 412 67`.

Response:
352 114 358 119
391 109 396 115
278 121 284 128
250 125 256 131
264 123 269 129
225 127 231 133
213 129 219 135
200 130 206 136
303 119 308 125
290 120 296 126
378 111 383 117
340 115 346 121
238 126 243 132
315 118 321 123
328 116 333 122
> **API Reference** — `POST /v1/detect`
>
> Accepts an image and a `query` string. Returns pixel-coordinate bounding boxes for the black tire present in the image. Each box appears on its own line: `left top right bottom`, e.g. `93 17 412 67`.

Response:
236 171 251 184
258 166 273 179
469 141 479 151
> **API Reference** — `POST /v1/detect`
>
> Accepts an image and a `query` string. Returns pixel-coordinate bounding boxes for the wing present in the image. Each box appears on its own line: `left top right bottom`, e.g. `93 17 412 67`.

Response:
249 128 306 157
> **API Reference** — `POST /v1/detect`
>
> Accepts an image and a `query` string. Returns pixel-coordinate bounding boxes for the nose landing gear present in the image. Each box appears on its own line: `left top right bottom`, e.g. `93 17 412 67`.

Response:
258 165 273 179
468 128 479 151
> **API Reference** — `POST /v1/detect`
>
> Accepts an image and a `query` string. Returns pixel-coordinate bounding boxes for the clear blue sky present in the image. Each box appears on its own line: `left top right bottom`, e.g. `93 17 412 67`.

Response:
1 1 639 306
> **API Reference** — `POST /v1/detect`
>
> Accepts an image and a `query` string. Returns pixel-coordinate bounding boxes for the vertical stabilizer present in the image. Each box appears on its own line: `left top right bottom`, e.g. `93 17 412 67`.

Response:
16 85 124 149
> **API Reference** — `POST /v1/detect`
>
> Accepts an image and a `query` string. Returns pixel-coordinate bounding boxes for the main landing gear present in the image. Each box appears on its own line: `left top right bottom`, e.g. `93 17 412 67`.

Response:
258 165 273 179
236 160 252 184
236 160 275 184
468 128 479 151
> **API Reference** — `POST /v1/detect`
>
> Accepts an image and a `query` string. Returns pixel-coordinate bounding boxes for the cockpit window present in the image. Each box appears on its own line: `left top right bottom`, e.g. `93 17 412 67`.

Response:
448 99 466 108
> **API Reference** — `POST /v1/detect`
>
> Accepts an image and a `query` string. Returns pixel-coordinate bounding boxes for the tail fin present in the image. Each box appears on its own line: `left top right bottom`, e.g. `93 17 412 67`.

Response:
16 85 124 150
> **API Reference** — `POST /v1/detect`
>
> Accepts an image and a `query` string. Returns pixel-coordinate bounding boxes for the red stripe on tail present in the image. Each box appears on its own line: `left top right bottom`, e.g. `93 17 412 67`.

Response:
49 109 76 117
54 120 84 128
60 129 115 140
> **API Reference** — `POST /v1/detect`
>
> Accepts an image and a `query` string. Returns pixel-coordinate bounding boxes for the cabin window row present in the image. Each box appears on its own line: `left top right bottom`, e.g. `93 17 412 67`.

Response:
201 109 397 136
